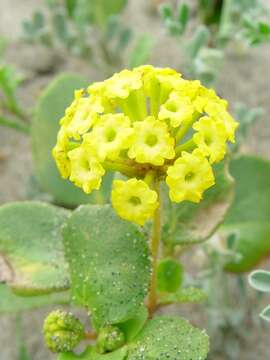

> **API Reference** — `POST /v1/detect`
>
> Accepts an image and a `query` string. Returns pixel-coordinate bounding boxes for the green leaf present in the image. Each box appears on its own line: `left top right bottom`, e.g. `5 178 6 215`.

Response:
118 306 148 342
178 3 189 31
117 28 133 52
163 161 234 246
159 287 207 305
31 74 113 207
89 347 127 360
193 47 223 86
128 34 153 68
223 155 270 272
0 64 22 113
186 25 210 58
58 346 127 359
0 284 69 314
52 13 70 44
33 11 45 30
127 316 209 360
63 205 151 329
91 0 127 29
159 4 173 20
65 0 77 18
157 258 183 293
249 270 270 293
0 201 69 294
260 305 270 321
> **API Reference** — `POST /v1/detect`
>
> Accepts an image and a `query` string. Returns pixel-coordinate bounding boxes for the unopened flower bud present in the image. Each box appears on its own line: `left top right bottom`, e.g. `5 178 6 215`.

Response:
43 310 84 353
97 325 125 354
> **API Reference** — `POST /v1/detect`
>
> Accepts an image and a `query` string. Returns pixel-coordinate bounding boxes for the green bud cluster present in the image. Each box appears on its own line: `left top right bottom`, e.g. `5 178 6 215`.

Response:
43 310 84 353
97 325 125 354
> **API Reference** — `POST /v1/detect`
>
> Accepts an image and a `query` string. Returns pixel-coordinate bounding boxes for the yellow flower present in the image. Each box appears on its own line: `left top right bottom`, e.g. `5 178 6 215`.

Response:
60 89 84 127
154 68 182 102
174 79 201 100
53 65 237 221
205 102 238 142
128 116 175 166
111 179 158 225
66 97 101 138
68 146 105 194
193 116 227 163
166 150 215 203
193 87 225 113
105 69 143 99
158 91 194 127
52 129 72 179
135 66 182 116
83 113 134 161
135 66 181 93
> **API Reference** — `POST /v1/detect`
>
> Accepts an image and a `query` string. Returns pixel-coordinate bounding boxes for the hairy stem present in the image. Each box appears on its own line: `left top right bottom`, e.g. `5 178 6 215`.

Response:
84 331 97 341
148 180 161 316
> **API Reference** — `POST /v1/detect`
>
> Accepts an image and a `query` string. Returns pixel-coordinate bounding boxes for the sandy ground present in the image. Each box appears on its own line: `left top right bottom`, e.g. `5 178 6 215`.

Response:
0 0 270 359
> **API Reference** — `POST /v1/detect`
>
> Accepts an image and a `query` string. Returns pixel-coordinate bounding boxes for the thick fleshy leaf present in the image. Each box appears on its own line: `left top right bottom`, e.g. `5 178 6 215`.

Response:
249 270 270 293
223 156 270 272
157 258 183 293
0 201 69 294
31 74 113 207
0 284 69 313
58 347 127 360
118 306 148 342
163 161 234 245
260 305 270 321
63 205 150 329
127 316 209 360
159 287 207 305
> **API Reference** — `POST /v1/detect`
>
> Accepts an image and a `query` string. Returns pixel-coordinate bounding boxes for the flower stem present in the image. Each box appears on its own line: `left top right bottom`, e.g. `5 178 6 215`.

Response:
84 331 97 341
102 160 138 177
148 180 161 316
175 139 196 156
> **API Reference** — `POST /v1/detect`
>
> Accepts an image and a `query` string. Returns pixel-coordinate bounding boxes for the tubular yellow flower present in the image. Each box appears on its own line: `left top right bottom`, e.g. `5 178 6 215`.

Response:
68 146 105 194
193 116 227 164
174 79 202 100
52 129 73 179
166 150 215 203
105 69 143 99
66 98 100 138
128 116 175 166
205 102 238 142
138 66 182 116
111 179 158 225
158 92 194 127
193 87 226 113
83 113 134 161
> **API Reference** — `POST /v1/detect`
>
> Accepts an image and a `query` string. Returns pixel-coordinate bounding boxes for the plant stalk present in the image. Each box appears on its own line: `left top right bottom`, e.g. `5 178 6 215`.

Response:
148 180 161 316
84 331 97 341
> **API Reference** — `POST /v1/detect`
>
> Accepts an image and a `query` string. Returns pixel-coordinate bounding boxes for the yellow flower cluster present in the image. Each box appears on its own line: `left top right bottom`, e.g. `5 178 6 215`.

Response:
53 65 238 225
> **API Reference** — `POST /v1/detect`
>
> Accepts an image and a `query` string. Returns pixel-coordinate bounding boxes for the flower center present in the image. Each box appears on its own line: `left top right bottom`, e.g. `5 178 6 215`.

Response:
167 103 178 113
204 134 212 146
185 172 195 182
146 134 158 147
129 196 141 206
105 128 117 142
